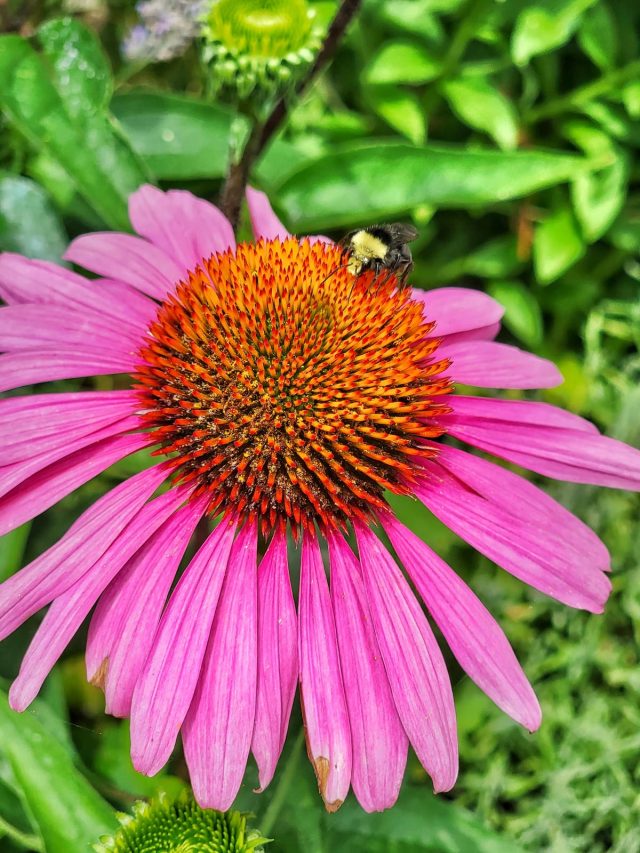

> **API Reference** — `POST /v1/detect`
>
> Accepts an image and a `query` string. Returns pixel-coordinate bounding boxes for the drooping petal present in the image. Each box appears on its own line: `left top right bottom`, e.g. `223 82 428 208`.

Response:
441 341 562 389
437 321 501 345
444 406 640 491
328 530 407 812
415 463 612 612
246 187 290 241
298 531 352 811
251 526 298 792
445 394 598 433
0 304 141 352
382 513 541 732
65 233 183 300
94 279 159 328
0 348 136 393
0 464 168 640
0 390 138 465
354 522 458 793
430 443 609 570
129 185 235 270
9 488 182 711
412 287 504 337
86 497 206 717
130 516 237 776
0 415 140 495
182 521 258 811
0 254 144 333
0 430 147 537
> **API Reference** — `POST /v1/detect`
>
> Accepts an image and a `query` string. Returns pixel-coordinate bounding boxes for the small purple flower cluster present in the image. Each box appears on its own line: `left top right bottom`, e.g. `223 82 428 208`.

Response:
122 0 209 62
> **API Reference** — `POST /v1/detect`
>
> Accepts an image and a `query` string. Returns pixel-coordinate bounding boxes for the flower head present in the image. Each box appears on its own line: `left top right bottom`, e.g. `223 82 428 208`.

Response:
202 0 321 103
1 184 639 813
93 791 267 852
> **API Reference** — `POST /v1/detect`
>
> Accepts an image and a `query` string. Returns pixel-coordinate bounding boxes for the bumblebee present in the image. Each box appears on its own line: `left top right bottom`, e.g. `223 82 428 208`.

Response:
339 222 419 289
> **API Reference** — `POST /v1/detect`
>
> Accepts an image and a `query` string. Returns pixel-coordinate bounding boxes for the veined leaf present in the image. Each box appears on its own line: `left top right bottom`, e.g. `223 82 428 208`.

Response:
274 143 594 230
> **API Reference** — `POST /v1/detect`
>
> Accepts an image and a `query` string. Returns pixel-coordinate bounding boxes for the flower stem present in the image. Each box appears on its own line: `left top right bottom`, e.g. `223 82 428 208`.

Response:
525 60 640 123
259 727 305 838
217 0 362 232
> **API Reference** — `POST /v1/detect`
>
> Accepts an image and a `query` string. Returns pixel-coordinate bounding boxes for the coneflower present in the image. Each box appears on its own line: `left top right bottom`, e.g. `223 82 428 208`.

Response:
1 185 638 813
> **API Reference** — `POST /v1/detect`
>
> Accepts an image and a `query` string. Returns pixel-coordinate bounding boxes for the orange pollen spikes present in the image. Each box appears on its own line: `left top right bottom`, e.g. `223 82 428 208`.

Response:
135 237 451 536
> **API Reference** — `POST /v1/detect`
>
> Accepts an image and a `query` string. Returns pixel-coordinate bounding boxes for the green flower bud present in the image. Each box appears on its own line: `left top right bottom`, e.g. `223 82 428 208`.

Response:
93 791 269 853
202 0 323 110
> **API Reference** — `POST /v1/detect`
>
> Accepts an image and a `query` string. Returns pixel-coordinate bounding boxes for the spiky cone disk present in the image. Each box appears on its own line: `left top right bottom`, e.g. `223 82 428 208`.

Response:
93 791 268 852
201 0 322 107
135 238 451 538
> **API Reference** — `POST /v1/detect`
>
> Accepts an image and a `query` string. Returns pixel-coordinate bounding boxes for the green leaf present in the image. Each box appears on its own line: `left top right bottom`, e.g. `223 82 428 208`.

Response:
327 785 522 853
93 720 184 799
571 151 629 242
0 523 31 584
37 17 111 116
255 139 316 189
0 690 117 853
512 0 598 66
577 1 618 70
373 0 449 42
621 80 640 119
0 23 147 229
0 176 66 262
111 90 246 180
607 207 640 252
273 143 592 231
488 279 544 347
369 86 427 145
442 76 519 150
365 42 441 85
534 201 585 284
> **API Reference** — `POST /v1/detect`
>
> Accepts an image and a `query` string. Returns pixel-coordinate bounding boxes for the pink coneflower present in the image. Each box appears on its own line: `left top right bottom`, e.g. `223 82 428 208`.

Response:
1 185 639 813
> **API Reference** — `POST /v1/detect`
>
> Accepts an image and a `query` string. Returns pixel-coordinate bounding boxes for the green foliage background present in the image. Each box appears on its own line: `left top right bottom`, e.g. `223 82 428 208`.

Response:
0 0 639 850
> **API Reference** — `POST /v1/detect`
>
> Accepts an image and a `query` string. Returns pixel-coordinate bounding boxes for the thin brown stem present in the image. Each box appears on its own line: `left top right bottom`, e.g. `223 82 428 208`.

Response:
217 0 362 231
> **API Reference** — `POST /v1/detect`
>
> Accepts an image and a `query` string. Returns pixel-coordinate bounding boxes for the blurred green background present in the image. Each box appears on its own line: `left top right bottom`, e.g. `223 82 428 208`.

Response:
1 0 639 850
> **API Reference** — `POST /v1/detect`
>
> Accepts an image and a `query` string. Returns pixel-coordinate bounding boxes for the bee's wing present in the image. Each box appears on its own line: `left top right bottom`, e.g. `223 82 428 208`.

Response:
388 223 419 243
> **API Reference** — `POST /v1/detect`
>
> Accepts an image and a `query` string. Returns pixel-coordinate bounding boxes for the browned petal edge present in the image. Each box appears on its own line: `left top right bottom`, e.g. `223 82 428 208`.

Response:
90 657 109 690
312 755 344 813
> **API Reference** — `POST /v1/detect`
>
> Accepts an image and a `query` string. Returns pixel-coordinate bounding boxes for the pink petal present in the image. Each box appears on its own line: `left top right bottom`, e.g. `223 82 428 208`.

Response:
86 497 206 717
431 443 609 570
251 526 298 792
0 464 168 641
415 463 612 612
445 415 640 492
246 187 290 241
129 185 234 271
9 488 183 711
95 279 159 328
412 287 504 337
354 522 458 793
0 254 144 334
64 233 183 300
0 390 137 464
0 348 136 392
0 414 140 496
0 430 147 537
437 321 501 345
130 515 237 776
446 394 598 433
441 341 562 389
183 521 258 811
0 304 140 351
298 531 352 811
382 513 541 732
328 530 408 812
